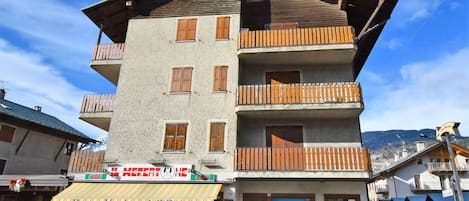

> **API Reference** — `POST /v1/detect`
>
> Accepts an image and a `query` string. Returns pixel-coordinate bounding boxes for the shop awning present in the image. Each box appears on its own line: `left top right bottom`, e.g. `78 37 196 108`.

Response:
52 183 222 201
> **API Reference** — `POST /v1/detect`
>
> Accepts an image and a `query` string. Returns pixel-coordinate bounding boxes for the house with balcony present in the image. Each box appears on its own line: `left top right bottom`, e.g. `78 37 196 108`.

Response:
368 142 469 201
54 0 397 201
0 89 96 201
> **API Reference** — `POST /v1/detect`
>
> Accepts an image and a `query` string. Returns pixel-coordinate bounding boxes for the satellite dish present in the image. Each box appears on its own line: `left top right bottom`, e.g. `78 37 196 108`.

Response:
436 122 460 141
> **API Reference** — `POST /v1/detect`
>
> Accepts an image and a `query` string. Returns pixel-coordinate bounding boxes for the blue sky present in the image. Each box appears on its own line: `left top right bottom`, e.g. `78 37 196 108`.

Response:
0 0 468 139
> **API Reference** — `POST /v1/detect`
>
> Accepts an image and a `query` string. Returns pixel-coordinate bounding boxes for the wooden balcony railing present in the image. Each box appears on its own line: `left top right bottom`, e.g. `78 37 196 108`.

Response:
427 162 469 172
92 43 125 61
237 82 361 105
234 147 370 171
68 151 105 173
80 94 115 113
238 26 355 49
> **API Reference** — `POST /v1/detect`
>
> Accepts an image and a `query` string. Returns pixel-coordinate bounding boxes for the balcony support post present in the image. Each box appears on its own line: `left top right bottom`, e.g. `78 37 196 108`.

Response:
96 24 103 45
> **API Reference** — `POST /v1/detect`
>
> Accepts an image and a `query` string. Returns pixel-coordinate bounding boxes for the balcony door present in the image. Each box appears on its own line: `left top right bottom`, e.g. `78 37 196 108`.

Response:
266 126 304 170
266 71 301 104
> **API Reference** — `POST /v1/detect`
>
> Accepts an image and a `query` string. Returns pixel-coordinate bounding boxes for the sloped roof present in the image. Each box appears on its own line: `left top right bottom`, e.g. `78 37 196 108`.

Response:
373 142 469 180
0 99 96 143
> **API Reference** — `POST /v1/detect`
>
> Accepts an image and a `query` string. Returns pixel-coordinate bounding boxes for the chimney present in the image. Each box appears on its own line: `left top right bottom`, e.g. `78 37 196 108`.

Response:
34 106 42 112
416 141 426 152
0 88 5 100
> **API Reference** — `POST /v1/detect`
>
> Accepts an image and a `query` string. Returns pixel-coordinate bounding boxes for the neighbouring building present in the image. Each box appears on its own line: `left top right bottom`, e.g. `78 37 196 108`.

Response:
0 89 96 201
368 142 469 201
53 0 397 201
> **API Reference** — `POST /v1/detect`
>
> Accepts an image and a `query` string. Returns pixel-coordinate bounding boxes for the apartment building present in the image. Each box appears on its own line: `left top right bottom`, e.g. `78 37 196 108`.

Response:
0 89 95 201
53 0 397 201
368 142 469 201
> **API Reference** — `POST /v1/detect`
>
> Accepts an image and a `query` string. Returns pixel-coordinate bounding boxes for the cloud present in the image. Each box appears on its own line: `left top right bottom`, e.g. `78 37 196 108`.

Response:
382 38 403 50
361 47 469 135
0 38 106 139
394 0 442 24
0 0 98 71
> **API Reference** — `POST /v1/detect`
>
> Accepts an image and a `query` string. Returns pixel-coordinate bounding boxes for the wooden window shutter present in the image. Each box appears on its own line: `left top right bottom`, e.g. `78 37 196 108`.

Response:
175 124 187 151
209 123 225 152
177 19 187 41
216 17 230 40
213 66 228 92
0 125 15 143
171 68 182 92
186 19 197 40
164 124 177 150
181 68 192 92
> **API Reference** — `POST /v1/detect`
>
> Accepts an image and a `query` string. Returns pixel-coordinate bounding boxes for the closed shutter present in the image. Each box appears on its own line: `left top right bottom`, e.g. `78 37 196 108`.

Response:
164 124 177 150
0 125 15 143
213 66 228 92
209 123 225 152
171 68 182 92
216 17 230 40
175 124 187 151
177 19 197 41
181 68 193 92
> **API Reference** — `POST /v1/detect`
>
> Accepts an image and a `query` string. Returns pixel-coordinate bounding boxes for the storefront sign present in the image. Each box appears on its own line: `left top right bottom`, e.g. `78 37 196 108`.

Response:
190 173 216 181
106 164 192 181
84 173 107 180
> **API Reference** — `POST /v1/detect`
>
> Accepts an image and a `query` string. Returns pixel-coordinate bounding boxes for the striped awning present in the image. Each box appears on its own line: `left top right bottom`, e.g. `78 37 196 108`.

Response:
52 183 222 201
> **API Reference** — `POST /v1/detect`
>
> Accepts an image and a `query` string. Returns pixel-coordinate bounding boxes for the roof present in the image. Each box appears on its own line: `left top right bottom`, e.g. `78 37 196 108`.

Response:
373 142 469 180
0 99 96 143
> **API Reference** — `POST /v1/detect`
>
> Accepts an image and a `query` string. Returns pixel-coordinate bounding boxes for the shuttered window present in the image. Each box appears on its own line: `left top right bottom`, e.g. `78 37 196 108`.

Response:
171 67 193 93
177 18 197 41
0 125 15 143
209 122 225 152
164 123 188 151
213 66 228 92
216 17 230 40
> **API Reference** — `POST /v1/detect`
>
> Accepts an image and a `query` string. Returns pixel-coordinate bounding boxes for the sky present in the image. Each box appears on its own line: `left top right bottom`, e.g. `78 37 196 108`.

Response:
0 0 468 140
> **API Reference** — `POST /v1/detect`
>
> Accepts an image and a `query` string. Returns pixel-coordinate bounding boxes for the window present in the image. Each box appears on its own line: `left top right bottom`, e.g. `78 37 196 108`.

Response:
213 66 228 92
171 67 193 93
216 16 230 40
164 123 188 151
324 194 359 201
209 122 225 152
0 159 5 175
64 142 74 155
0 125 15 143
177 18 197 41
417 159 423 165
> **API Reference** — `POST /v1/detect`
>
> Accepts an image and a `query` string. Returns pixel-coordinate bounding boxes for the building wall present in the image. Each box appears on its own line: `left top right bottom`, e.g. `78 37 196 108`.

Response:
238 117 361 147
237 180 367 201
0 123 74 174
106 14 241 174
239 63 355 85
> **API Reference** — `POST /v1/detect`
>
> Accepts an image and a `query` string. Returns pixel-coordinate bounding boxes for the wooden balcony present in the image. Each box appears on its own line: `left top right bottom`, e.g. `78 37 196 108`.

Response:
68 151 105 173
427 162 469 173
234 146 370 172
79 94 114 131
90 43 125 85
236 82 363 118
238 26 356 65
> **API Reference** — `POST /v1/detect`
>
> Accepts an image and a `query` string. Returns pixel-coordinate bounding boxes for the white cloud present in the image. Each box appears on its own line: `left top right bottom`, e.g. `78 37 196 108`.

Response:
0 38 106 140
394 0 442 24
0 0 98 71
361 47 469 136
382 38 403 50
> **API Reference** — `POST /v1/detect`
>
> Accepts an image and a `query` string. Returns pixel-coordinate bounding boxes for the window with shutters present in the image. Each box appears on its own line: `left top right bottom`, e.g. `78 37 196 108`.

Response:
216 16 230 40
213 66 228 92
177 18 197 41
0 125 15 143
171 67 193 93
164 123 188 152
209 122 225 152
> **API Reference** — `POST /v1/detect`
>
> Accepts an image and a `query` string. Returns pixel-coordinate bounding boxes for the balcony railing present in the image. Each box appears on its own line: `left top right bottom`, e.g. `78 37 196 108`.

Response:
237 82 361 105
68 151 105 173
238 26 355 49
375 184 389 193
427 162 469 172
92 43 125 61
234 146 369 171
80 94 115 113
